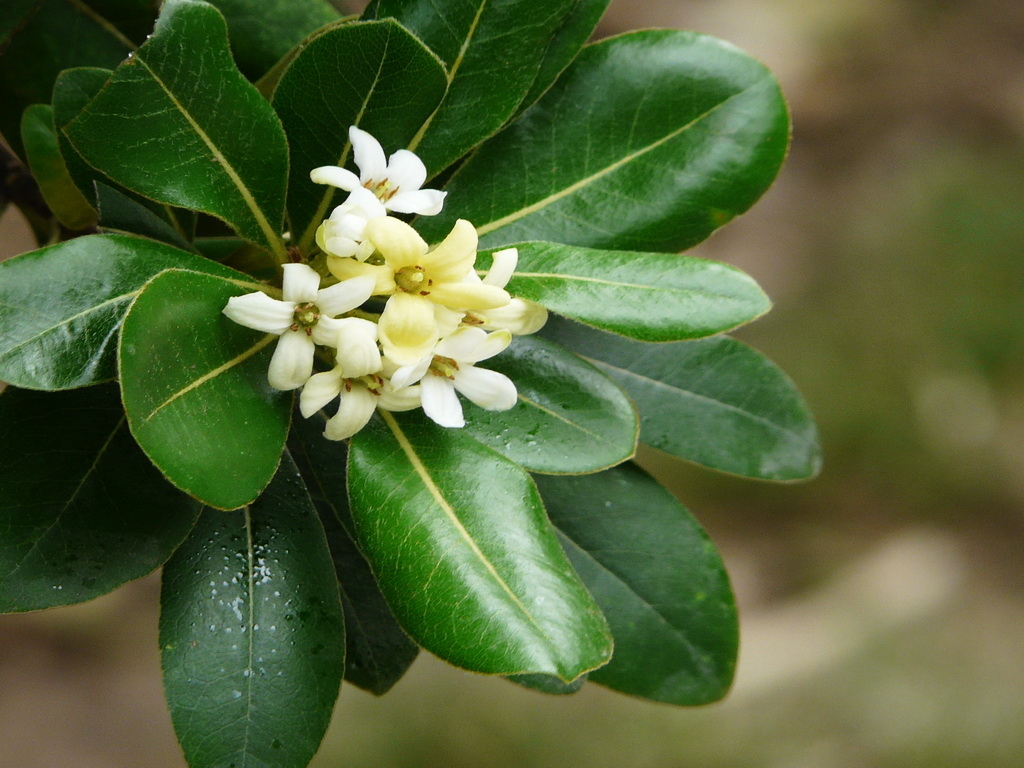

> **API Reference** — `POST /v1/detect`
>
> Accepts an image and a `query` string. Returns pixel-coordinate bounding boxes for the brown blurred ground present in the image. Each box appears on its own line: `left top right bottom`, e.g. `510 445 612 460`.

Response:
3 1 1024 766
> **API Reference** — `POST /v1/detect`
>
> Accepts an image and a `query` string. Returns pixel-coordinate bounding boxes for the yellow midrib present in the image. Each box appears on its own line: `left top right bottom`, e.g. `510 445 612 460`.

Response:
297 38 391 254
144 333 277 422
475 81 762 237
380 410 556 651
134 54 287 261
406 0 489 153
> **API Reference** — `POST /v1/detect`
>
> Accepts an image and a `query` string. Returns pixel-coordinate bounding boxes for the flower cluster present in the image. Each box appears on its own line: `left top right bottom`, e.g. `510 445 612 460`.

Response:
224 126 547 440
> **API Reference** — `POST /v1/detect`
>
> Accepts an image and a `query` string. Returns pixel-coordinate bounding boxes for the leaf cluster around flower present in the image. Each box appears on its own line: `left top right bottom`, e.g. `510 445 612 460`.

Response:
223 127 547 440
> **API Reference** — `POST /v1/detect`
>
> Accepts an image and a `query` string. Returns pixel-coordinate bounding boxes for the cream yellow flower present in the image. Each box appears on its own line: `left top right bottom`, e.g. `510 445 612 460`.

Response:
329 217 511 364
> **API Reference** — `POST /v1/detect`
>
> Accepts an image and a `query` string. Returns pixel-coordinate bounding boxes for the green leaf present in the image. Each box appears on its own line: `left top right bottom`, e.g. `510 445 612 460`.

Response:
205 0 340 79
288 414 419 695
160 454 345 768
483 241 770 341
542 317 822 481
461 334 636 474
0 0 136 158
418 30 789 251
20 104 97 230
508 672 586 696
119 268 291 509
0 385 199 613
193 236 246 261
516 0 611 114
363 0 579 175
0 234 250 390
348 410 612 680
272 19 447 255
63 0 289 259
537 463 738 704
94 182 196 250
52 66 195 238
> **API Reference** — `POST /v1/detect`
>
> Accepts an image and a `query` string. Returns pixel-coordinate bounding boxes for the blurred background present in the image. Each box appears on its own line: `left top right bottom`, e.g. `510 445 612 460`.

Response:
2 0 1023 765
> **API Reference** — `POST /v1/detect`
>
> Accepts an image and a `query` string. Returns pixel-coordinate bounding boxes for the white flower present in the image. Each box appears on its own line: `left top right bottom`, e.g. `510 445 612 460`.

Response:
222 263 375 391
391 326 518 428
462 247 548 335
310 125 446 216
300 372 421 441
315 187 386 260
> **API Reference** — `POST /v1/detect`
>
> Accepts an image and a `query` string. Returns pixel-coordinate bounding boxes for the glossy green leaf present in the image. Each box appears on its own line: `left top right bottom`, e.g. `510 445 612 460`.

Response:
0 234 249 390
0 385 199 613
482 241 770 341
63 0 289 258
0 0 136 158
516 0 610 114
364 0 579 175
94 182 196 250
348 410 612 680
119 268 291 509
160 454 345 768
537 463 738 704
21 104 97 230
193 236 246 261
542 317 822 480
418 30 789 251
272 19 447 254
461 334 636 474
508 672 586 695
52 67 196 240
289 414 419 695
205 0 340 79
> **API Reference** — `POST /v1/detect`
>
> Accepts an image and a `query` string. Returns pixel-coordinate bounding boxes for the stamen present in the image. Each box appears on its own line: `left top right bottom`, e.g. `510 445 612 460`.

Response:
429 356 459 379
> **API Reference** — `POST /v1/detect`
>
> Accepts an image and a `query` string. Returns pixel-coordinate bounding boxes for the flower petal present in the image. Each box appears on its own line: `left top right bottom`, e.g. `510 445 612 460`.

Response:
365 216 428 270
480 298 548 335
324 383 377 440
350 125 387 183
316 275 375 316
384 149 427 193
267 331 315 390
434 326 489 361
433 304 465 337
420 374 464 428
378 292 438 365
436 327 511 364
310 165 361 191
223 292 293 334
423 219 477 282
311 315 342 347
327 258 395 295
332 186 387 219
389 355 431 389
386 188 446 216
333 317 382 378
321 234 362 260
429 281 510 311
282 263 321 303
299 367 345 417
378 382 422 412
452 365 517 411
483 247 518 287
